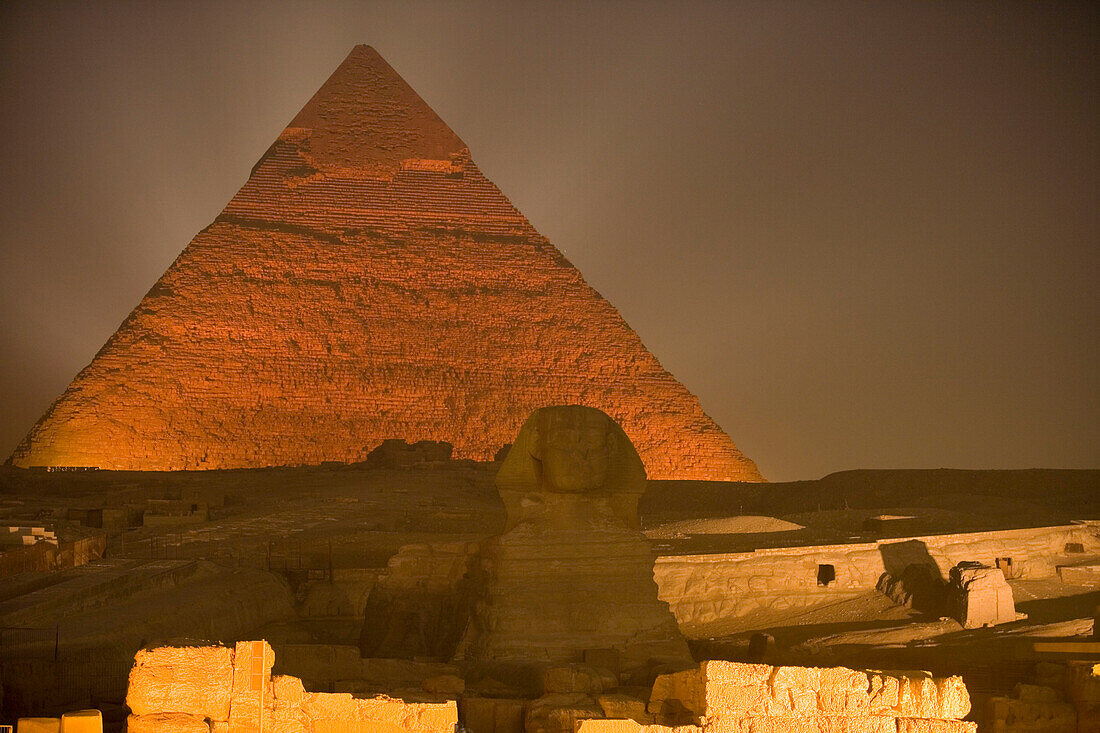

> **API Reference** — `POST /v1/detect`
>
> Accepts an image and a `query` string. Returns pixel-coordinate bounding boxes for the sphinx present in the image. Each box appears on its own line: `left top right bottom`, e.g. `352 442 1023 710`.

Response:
457 405 692 676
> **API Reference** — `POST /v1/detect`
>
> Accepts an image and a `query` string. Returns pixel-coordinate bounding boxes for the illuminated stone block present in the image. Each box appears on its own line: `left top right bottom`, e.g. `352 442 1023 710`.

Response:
125 714 208 733
58 711 101 733
126 644 234 720
15 720 60 733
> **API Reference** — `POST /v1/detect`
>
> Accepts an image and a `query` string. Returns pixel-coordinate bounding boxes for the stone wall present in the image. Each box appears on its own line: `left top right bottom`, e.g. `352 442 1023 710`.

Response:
984 662 1100 732
128 648 972 733
562 660 975 733
0 531 105 579
125 640 457 732
654 524 1100 632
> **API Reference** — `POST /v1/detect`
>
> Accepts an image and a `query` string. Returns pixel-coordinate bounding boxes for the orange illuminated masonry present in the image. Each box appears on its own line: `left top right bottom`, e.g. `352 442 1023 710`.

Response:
9 46 762 482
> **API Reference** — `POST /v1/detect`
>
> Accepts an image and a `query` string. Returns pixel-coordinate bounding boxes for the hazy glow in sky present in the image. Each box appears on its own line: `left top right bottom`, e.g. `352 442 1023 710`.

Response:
0 1 1096 480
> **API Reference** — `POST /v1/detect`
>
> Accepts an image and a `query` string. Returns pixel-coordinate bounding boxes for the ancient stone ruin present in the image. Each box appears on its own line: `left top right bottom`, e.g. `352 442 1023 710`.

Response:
125 640 457 732
121 641 979 733
7 45 760 484
457 406 692 675
3 39 1099 733
946 561 1021 629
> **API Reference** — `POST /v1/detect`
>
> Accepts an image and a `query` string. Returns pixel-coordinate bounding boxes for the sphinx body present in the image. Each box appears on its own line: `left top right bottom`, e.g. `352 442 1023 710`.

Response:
457 405 692 674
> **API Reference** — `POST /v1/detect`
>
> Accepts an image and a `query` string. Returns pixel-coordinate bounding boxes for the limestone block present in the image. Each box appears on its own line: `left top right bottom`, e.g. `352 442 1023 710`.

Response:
59 710 102 733
16 719 60 733
935 676 970 719
702 662 777 719
598 693 654 723
272 675 307 705
126 644 234 719
492 698 526 733
1012 684 1059 702
868 675 899 714
525 693 604 733
575 721 701 733
883 672 940 718
948 563 1017 628
1066 662 1100 705
460 697 493 733
357 696 458 733
125 713 209 733
648 667 704 725
461 696 527 733
264 707 309 733
895 720 977 733
301 692 359 721
311 723 403 733
817 668 871 715
586 648 624 676
543 664 618 695
733 717 895 733
421 674 464 696
987 696 1076 733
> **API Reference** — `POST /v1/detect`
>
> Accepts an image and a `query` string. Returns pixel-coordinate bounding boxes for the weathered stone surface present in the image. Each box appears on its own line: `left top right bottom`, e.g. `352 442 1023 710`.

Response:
542 664 618 695
947 562 1018 628
895 719 977 733
935 676 970 720
15 719 60 733
125 644 233 720
726 717 895 733
655 525 1100 631
459 696 526 733
701 662 773 719
987 695 1076 733
525 693 605 733
272 675 307 705
9 45 760 484
57 710 101 733
356 695 458 732
125 713 208 733
300 692 360 721
459 407 693 673
598 692 654 724
645 662 971 729
648 666 706 725
576 721 700 733
359 542 476 660
420 674 464 696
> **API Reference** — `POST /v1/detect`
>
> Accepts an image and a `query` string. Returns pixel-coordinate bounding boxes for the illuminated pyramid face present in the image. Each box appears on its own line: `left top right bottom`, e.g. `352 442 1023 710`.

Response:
10 46 762 482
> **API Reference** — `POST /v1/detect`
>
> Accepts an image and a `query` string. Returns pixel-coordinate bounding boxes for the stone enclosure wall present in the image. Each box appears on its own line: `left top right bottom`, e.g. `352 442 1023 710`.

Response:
125 644 974 733
125 641 457 732
654 524 1100 632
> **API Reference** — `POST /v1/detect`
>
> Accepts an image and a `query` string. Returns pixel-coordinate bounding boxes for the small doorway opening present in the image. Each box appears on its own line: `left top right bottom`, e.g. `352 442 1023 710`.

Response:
817 564 836 587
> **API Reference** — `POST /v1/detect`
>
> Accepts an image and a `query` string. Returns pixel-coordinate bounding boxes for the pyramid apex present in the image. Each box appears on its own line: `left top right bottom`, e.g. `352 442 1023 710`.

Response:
284 44 466 177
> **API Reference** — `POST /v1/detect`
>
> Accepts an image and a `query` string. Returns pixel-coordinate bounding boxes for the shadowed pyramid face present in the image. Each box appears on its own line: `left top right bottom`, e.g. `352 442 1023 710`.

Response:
531 406 614 493
9 46 763 482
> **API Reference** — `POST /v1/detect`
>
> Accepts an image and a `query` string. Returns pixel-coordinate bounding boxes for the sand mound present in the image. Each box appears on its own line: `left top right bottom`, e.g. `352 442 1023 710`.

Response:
646 515 804 538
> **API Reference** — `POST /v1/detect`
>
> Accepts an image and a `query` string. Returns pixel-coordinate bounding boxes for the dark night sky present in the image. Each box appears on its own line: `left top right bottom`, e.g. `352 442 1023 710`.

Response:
0 1 1096 481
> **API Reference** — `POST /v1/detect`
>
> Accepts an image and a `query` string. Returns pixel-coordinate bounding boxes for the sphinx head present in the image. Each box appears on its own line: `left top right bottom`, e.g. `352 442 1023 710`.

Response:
496 406 646 499
529 405 615 493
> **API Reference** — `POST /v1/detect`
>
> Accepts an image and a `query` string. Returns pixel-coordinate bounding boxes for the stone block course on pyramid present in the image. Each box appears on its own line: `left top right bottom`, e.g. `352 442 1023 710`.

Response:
9 45 762 482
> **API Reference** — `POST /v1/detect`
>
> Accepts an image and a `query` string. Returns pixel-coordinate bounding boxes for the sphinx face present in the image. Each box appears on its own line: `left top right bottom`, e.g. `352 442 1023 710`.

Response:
536 406 614 493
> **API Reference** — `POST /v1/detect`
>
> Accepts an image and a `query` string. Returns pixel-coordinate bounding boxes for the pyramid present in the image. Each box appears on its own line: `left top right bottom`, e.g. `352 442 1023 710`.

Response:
10 46 763 481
